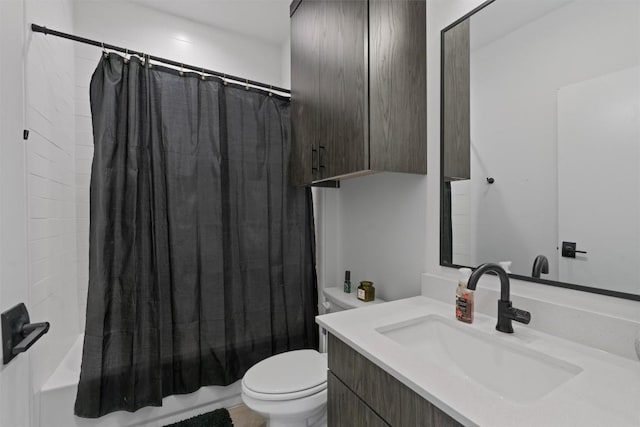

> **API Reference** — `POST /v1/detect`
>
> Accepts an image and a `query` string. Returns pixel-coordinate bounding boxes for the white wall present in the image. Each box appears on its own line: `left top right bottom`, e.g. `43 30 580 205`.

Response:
315 175 428 303
73 1 283 88
557 67 640 293
24 0 81 423
72 0 286 329
280 35 291 88
450 180 471 266
333 173 428 301
0 2 30 426
1 1 79 426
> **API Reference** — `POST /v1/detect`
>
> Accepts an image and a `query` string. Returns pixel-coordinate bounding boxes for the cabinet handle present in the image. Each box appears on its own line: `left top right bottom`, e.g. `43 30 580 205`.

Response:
319 145 326 169
311 147 319 172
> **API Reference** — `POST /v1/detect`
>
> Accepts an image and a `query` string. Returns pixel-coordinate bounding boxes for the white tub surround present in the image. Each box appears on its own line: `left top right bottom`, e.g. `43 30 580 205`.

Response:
40 335 242 427
317 296 640 427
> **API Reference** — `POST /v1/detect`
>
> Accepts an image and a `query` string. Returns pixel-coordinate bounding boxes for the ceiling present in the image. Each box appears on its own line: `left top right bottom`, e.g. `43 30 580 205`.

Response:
470 0 573 51
130 0 291 45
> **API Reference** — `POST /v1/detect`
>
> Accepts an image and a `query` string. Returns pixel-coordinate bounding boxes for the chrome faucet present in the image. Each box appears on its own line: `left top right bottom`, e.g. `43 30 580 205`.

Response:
466 263 531 333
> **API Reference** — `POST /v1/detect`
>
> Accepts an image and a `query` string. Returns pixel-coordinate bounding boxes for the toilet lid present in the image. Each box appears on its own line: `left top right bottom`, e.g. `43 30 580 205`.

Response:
242 350 327 398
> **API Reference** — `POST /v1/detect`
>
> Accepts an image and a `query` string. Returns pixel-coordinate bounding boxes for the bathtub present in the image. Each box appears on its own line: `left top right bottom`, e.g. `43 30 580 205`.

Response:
40 335 242 427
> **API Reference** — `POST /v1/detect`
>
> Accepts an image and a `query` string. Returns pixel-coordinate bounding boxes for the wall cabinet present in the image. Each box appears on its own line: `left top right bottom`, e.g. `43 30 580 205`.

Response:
442 19 470 181
289 0 427 186
327 334 461 427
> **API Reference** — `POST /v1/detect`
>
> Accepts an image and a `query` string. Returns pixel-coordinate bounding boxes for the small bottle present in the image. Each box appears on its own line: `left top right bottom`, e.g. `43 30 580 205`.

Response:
343 270 351 293
456 268 474 323
357 281 375 302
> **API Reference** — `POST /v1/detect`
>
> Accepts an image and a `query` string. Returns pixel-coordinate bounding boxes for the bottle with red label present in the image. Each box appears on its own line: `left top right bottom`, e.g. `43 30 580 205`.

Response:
455 268 474 323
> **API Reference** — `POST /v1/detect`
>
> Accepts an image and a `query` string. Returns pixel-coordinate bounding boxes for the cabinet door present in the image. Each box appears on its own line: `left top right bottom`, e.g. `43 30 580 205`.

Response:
369 0 427 174
290 0 322 185
328 372 389 427
329 334 462 427
319 0 368 180
442 19 470 181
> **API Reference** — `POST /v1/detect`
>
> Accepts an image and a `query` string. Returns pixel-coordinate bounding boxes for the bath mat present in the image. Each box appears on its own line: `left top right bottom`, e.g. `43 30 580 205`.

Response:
164 408 233 427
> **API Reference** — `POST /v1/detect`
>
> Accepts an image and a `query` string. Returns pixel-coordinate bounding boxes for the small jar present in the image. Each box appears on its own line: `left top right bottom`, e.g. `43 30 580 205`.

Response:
357 281 375 302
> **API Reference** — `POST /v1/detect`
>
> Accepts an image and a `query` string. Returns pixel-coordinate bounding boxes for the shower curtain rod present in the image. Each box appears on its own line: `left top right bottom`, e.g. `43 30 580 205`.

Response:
30 24 291 96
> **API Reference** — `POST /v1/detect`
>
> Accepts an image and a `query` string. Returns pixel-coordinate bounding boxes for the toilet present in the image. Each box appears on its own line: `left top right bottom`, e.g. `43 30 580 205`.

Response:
241 349 328 427
241 287 385 426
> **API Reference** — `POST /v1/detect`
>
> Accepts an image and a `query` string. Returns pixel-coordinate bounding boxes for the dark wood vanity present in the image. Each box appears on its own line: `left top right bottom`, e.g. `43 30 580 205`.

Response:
327 333 461 427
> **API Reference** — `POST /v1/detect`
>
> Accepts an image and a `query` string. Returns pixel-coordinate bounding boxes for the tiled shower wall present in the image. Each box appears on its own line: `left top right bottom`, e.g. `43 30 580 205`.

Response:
25 0 80 399
73 43 94 331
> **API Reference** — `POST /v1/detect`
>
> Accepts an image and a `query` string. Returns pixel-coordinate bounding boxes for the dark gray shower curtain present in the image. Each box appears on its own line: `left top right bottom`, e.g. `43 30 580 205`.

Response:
74 53 318 418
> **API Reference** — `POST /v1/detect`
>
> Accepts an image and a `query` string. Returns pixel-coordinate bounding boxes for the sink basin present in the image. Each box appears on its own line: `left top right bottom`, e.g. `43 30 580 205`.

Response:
376 315 583 403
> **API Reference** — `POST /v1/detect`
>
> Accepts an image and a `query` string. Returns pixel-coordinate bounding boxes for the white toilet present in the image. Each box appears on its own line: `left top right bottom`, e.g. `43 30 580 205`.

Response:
241 349 328 427
241 287 385 426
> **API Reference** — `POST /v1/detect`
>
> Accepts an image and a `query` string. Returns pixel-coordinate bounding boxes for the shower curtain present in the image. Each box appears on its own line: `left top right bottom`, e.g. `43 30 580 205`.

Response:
441 181 453 264
75 53 318 418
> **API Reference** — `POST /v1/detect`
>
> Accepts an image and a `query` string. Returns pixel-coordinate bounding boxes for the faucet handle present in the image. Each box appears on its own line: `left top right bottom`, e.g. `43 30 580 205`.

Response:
497 300 531 333
509 307 531 325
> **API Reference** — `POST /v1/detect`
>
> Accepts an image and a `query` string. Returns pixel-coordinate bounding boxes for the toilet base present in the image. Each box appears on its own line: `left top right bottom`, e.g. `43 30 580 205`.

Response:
242 389 327 427
267 405 326 427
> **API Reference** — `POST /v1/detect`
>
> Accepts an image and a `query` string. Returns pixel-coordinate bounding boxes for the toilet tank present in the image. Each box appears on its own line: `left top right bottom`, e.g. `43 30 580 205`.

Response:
318 287 386 352
322 287 385 313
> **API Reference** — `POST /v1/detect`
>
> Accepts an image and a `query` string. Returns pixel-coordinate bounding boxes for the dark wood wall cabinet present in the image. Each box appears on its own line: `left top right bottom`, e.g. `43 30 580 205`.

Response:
442 19 470 181
327 334 461 427
289 0 427 186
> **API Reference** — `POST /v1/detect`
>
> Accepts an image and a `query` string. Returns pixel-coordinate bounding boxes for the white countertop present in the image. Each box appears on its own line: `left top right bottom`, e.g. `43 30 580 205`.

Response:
316 296 640 427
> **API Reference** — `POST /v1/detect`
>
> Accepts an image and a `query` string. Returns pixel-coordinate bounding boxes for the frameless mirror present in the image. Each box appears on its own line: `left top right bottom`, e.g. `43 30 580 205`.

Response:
440 0 640 300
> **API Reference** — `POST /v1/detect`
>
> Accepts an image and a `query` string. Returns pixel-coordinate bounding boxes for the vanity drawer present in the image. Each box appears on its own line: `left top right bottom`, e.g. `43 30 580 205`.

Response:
328 372 389 427
328 333 461 427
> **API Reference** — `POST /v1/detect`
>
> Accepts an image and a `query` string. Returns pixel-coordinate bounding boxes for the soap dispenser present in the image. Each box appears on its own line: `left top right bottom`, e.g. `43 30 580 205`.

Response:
456 268 474 323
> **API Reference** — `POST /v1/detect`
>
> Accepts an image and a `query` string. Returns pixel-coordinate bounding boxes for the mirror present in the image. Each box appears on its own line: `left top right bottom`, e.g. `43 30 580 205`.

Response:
440 0 640 300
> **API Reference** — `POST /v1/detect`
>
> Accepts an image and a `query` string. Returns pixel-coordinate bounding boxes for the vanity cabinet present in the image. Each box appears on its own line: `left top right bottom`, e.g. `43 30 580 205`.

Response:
327 333 461 427
328 372 388 427
289 0 427 186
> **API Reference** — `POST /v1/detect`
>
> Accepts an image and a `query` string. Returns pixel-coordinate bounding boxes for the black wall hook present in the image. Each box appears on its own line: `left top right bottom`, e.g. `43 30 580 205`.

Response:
486 177 495 184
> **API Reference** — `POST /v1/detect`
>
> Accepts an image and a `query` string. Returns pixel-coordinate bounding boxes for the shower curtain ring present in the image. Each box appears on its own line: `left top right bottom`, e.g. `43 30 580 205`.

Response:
179 64 184 76
245 79 250 90
223 73 227 86
124 48 130 63
269 85 273 97
201 67 206 81
101 42 107 58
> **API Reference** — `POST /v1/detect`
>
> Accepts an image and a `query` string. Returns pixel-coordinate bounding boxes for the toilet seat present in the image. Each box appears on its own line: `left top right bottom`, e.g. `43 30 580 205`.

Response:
242 350 328 401
243 380 327 401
